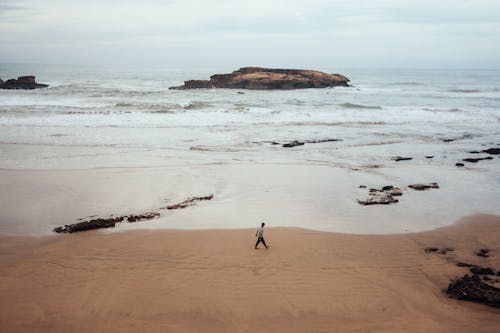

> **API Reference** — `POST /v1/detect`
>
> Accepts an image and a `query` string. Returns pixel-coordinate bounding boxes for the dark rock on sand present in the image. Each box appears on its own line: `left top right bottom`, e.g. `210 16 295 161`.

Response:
425 156 434 159
358 186 402 205
282 141 305 148
0 76 49 90
169 67 350 90
53 212 162 233
446 274 500 308
163 194 214 210
408 183 439 191
456 262 475 267
470 266 496 275
281 138 341 148
455 163 465 167
53 195 215 233
53 216 125 233
392 156 413 162
425 247 454 255
358 195 399 206
483 148 500 155
308 138 342 144
477 248 490 258
463 157 493 163
127 212 160 222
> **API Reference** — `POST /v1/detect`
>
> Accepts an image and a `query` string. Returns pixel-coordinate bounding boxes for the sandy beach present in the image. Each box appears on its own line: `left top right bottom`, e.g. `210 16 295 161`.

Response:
2 1 500 332
1 214 499 332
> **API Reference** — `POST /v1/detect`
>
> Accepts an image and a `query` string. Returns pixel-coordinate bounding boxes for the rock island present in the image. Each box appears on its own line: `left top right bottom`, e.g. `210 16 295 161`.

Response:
170 67 350 90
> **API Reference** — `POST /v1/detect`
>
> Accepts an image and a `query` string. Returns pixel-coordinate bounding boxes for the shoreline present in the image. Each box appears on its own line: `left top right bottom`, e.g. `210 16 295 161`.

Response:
1 163 499 236
1 214 499 332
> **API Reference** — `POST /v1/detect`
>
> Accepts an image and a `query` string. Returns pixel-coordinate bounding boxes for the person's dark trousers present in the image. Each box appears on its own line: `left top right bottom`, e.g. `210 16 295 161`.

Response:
255 237 268 248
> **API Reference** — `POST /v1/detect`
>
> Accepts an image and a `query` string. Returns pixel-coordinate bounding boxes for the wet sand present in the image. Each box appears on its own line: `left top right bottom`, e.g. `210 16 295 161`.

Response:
1 163 499 236
1 214 499 332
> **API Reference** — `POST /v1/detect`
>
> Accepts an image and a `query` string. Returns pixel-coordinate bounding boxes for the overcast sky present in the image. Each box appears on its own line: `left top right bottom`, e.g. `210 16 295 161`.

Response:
1 0 499 68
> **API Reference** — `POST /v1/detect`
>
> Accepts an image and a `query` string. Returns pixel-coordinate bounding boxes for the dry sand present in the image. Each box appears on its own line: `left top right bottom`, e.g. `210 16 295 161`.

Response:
1 214 499 332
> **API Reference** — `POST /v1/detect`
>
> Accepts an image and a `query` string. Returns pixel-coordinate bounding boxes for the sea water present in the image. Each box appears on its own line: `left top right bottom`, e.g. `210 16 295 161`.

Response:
1 64 499 234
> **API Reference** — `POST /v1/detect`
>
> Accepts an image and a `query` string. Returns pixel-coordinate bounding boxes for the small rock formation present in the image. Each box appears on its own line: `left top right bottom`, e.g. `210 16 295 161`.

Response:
425 247 454 254
0 76 49 89
408 183 439 191
456 261 475 267
282 141 305 148
162 194 214 210
463 157 493 163
53 213 160 233
446 274 500 308
280 138 341 148
476 248 491 258
470 266 496 275
182 80 213 89
483 148 500 155
358 186 402 205
169 67 350 90
127 212 160 222
53 194 214 233
54 216 126 233
455 163 465 167
426 244 500 308
392 156 413 162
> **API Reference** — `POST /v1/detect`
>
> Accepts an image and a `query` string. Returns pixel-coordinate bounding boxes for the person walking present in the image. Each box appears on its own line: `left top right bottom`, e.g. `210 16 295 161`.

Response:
254 222 269 249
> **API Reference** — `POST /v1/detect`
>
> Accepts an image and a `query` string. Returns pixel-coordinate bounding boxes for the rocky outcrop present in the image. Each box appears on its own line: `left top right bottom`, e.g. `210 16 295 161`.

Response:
358 185 402 205
463 157 493 163
161 194 214 210
483 148 500 155
422 243 500 308
476 248 491 258
447 274 500 308
170 67 350 90
280 138 342 148
425 247 454 254
408 183 439 191
0 76 49 89
53 194 214 233
53 213 159 233
392 156 413 162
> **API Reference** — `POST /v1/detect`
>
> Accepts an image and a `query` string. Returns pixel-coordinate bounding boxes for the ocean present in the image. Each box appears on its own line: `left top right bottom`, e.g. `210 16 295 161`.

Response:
1 64 499 235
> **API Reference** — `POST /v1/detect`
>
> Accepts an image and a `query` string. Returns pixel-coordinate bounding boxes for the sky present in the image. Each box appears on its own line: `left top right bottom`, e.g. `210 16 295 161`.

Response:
1 0 499 69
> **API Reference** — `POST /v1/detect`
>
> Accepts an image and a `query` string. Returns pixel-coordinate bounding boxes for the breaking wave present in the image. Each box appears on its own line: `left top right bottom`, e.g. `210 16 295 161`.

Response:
338 102 382 110
447 89 481 93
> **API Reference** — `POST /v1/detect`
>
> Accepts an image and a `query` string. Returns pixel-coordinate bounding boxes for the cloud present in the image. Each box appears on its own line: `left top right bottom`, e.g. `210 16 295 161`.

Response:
0 0 499 68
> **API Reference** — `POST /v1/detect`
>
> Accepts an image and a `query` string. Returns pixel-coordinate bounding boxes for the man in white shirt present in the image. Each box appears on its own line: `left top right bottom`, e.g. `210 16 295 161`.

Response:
254 222 269 249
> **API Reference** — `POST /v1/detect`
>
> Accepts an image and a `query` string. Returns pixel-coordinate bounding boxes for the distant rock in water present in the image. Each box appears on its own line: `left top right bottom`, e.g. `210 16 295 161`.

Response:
483 148 500 155
408 183 439 191
0 76 49 90
169 67 350 90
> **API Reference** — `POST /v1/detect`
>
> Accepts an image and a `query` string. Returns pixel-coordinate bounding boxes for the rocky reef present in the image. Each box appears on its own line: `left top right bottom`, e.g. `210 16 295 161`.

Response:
0 76 49 89
170 67 350 90
53 195 214 233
